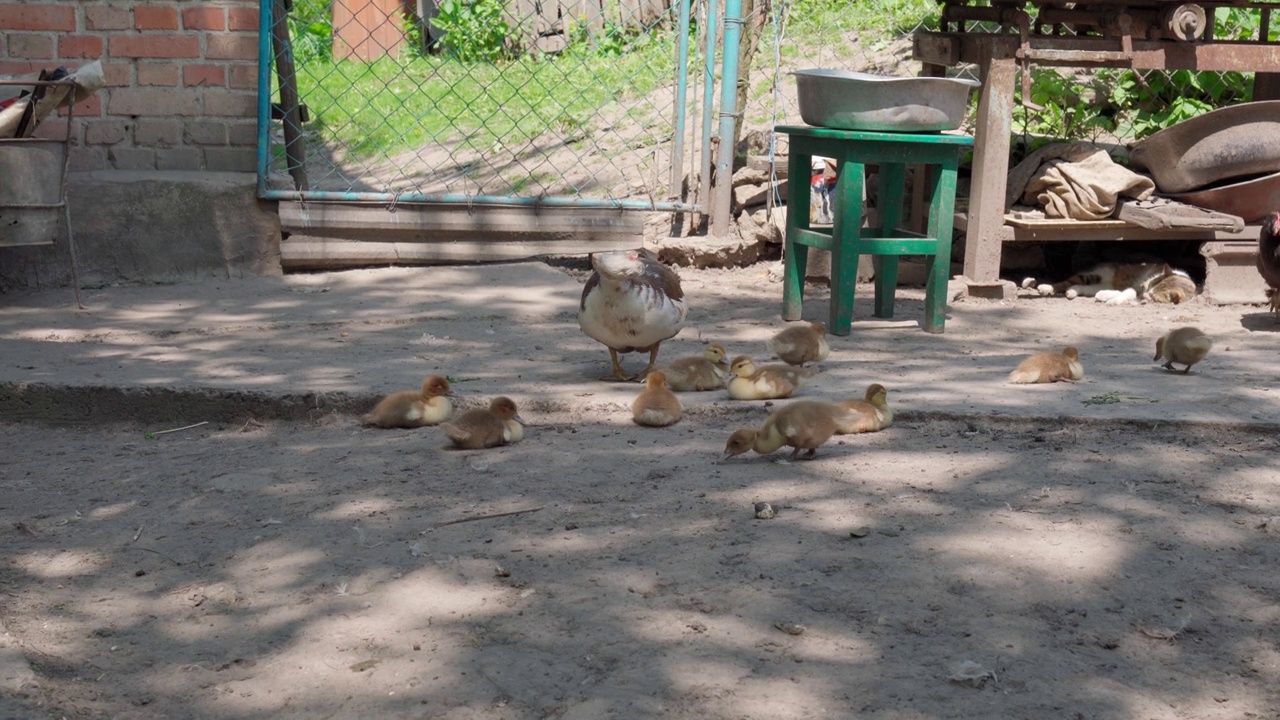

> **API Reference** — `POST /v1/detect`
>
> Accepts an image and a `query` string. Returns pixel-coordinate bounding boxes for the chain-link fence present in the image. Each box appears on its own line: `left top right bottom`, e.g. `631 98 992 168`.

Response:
266 0 710 209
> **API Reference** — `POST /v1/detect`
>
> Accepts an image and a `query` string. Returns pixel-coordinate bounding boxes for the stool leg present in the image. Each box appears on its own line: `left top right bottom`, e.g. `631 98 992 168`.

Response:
873 163 906 319
782 149 812 322
923 157 960 334
829 158 864 336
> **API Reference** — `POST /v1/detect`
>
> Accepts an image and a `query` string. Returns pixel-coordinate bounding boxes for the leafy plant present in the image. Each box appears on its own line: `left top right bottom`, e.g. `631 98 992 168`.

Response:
431 0 514 62
286 0 332 63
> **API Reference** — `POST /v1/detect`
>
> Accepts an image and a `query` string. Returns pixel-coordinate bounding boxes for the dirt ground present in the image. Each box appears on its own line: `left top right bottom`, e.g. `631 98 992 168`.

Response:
3 261 1280 719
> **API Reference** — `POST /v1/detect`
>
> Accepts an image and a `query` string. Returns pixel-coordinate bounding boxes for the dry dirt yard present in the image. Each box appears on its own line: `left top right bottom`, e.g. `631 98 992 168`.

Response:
3 262 1280 719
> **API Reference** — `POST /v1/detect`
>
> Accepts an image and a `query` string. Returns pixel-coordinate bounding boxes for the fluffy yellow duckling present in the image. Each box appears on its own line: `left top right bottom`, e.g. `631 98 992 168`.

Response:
631 371 682 426
726 356 809 400
769 322 830 366
1154 326 1213 373
578 249 687 381
658 343 731 392
362 375 456 428
721 400 852 461
835 383 893 434
440 396 524 449
1008 346 1084 384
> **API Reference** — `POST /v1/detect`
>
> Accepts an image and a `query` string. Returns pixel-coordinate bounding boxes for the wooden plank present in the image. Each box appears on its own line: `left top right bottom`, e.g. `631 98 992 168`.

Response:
280 236 638 269
278 201 645 238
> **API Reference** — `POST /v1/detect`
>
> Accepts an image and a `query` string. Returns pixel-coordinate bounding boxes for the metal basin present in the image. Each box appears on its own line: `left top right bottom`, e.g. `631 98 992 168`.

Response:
792 69 980 133
0 140 64 247
1165 169 1280 223
1128 100 1280 193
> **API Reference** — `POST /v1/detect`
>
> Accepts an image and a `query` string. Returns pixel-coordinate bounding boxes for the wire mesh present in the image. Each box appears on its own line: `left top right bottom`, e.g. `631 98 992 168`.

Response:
268 0 698 208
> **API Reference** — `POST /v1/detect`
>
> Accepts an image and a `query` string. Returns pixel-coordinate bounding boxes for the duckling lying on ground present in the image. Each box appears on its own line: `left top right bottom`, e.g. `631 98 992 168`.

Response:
363 375 456 428
836 383 893 433
441 397 524 449
1154 326 1213 373
722 400 855 461
770 322 830 366
726 356 810 400
631 371 682 426
1008 346 1084 384
658 343 730 392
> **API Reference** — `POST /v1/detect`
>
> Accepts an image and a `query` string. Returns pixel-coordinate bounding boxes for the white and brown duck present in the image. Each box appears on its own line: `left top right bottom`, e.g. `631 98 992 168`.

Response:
579 248 687 382
362 375 456 428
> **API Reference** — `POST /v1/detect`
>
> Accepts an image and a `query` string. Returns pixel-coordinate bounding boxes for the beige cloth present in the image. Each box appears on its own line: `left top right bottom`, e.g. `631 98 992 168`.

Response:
1009 142 1155 221
0 60 105 139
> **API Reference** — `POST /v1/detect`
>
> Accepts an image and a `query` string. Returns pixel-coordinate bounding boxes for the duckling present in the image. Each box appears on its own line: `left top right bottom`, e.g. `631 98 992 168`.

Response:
769 322 830 366
362 375 455 428
658 343 730 392
631 371 682 426
1154 326 1213 373
721 400 852 461
1008 346 1084 384
578 248 688 381
440 396 524 449
835 383 893 433
726 356 810 400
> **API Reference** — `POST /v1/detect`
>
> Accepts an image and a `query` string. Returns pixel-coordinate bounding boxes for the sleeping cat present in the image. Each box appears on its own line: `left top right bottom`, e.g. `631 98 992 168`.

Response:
1024 262 1197 304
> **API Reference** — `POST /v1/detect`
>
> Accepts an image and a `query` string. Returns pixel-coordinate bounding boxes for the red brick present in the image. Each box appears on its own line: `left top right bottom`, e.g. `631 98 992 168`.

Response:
109 35 200 59
183 64 226 87
0 61 39 75
206 34 259 61
108 89 201 116
59 35 106 59
137 63 180 86
65 94 103 118
0 5 75 32
101 62 133 88
228 7 259 31
228 64 258 90
86 6 131 31
182 6 225 31
203 90 256 117
8 34 54 59
134 5 179 31
32 120 69 141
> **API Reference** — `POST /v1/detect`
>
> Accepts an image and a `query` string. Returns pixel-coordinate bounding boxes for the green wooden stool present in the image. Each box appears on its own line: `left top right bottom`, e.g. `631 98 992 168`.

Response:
776 125 973 335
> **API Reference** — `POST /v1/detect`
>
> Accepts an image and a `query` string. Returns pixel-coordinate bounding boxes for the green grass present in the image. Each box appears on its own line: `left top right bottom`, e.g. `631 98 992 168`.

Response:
294 38 676 160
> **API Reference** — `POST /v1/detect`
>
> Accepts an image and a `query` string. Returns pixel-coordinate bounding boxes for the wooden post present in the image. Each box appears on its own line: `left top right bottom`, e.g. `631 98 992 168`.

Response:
271 0 310 191
961 41 1015 284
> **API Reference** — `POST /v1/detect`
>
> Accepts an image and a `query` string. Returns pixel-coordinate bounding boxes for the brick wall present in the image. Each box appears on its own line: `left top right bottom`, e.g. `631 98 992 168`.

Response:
0 1 260 172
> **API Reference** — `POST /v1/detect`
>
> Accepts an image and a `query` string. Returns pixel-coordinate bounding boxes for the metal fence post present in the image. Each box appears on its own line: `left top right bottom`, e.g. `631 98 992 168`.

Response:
712 0 742 236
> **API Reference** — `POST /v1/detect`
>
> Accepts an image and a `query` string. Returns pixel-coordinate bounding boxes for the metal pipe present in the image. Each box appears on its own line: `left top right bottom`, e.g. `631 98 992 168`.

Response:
711 0 743 236
670 0 692 204
256 0 273 198
261 187 695 211
698 0 718 222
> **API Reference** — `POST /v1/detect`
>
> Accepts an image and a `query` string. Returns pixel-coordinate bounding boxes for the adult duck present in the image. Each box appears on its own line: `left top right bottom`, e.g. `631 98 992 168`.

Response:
579 249 688 381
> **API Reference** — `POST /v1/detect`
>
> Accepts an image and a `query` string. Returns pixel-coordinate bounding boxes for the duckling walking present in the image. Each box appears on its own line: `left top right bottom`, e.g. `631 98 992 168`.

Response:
363 375 456 428
1008 346 1084 384
836 383 893 433
1154 327 1213 373
722 400 854 461
769 322 830 366
726 356 810 401
659 343 731 392
440 397 524 449
631 371 682 426
578 249 687 382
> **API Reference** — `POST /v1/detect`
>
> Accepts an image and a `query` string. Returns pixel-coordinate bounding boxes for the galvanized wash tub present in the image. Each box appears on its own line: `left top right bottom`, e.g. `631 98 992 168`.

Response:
792 69 980 133
0 140 65 247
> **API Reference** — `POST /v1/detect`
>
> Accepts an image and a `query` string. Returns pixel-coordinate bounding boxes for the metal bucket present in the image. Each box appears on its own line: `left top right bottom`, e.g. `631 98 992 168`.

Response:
0 140 65 247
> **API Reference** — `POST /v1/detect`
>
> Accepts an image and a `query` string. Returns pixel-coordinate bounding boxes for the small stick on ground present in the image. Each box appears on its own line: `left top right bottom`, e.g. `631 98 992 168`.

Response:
427 506 546 531
145 421 209 439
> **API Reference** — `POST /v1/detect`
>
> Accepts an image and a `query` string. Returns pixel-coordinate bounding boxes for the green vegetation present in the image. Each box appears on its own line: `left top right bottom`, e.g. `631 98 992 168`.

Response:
294 34 674 158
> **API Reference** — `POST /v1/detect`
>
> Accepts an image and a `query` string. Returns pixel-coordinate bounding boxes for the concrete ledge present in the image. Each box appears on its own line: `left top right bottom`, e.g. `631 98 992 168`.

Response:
0 171 280 292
